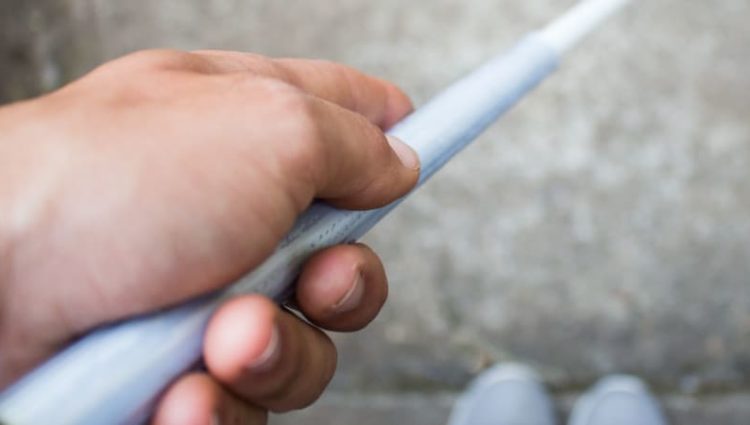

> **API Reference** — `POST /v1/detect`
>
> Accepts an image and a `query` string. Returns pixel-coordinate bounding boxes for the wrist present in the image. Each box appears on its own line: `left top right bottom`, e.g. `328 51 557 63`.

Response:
0 105 25 331
0 100 52 293
0 101 57 376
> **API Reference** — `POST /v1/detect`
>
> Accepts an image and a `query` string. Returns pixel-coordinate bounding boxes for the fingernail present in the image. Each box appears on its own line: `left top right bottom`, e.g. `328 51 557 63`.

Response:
333 272 365 314
246 325 281 372
387 135 420 170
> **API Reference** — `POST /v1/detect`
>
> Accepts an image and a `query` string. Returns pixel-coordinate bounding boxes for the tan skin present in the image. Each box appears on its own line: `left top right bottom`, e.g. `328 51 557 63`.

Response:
0 50 420 424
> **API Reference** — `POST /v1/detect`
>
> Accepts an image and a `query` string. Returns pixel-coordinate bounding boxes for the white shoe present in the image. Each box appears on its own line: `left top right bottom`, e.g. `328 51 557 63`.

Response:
447 363 557 425
568 375 668 425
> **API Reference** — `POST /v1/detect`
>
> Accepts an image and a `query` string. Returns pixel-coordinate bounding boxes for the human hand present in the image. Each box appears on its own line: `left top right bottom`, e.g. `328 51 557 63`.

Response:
0 49 419 424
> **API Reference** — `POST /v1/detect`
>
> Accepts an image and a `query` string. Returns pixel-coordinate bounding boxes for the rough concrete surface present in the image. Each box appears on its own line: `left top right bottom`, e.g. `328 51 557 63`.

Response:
271 391 750 425
1 0 749 424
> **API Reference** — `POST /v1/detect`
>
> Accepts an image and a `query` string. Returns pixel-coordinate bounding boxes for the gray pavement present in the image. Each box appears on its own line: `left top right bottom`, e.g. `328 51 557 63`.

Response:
2 0 749 423
270 391 750 425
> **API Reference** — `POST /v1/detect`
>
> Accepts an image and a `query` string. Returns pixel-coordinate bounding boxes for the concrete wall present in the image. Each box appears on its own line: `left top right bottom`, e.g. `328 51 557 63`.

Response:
2 0 749 422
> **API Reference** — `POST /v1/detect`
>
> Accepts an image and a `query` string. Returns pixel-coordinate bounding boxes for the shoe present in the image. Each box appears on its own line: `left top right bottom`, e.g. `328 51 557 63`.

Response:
568 375 669 425
447 363 557 425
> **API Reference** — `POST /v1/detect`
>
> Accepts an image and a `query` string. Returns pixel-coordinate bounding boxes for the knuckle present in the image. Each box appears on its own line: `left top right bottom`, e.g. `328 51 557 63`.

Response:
105 49 191 72
114 49 196 72
231 76 323 154
266 83 325 176
83 50 201 101
205 50 267 63
276 87 320 141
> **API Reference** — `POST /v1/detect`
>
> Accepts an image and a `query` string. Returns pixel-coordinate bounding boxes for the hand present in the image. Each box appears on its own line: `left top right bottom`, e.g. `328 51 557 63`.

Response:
0 49 419 424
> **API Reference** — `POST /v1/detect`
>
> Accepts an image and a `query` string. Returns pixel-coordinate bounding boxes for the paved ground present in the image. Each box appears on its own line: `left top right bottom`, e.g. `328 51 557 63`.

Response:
269 391 750 425
2 0 749 423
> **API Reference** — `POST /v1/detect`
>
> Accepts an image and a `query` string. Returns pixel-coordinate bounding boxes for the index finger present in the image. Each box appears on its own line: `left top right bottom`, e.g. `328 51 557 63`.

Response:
274 58 413 129
190 51 413 129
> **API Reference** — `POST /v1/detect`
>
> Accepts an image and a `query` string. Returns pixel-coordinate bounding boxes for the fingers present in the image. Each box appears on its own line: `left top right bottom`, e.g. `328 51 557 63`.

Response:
203 296 337 413
190 51 413 129
189 51 421 209
153 373 267 425
275 58 413 129
302 96 420 209
155 242 387 421
295 243 388 332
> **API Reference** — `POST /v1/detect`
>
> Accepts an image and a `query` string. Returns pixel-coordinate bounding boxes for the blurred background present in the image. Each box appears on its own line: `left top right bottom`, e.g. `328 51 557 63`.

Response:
2 0 749 423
